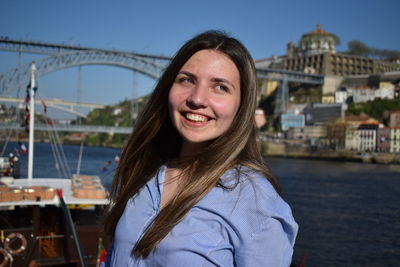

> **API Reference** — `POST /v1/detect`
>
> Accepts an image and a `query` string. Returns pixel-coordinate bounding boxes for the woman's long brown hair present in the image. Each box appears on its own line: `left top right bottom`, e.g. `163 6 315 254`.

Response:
104 30 281 258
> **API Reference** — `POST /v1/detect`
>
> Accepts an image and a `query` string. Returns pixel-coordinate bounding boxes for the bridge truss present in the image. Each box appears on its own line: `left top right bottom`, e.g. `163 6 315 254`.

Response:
0 37 171 60
257 68 324 115
0 50 168 96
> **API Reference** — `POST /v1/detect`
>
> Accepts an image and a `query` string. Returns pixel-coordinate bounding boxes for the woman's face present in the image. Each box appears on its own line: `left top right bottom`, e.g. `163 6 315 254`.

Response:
168 49 241 149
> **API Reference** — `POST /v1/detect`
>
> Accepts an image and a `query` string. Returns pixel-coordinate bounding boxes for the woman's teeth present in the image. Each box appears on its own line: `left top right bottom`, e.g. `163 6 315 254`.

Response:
185 113 208 122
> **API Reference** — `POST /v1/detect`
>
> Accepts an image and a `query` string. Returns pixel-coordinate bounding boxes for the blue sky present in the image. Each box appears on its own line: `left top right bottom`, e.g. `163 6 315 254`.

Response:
0 0 399 118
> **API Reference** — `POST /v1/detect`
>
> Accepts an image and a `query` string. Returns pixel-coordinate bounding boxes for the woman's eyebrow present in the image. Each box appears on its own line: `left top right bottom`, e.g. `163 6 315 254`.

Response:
177 71 197 80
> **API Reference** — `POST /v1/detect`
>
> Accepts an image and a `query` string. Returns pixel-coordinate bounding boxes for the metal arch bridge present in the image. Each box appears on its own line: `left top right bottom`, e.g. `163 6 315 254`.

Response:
0 52 167 97
256 68 324 115
0 37 324 115
256 68 323 84
0 37 171 96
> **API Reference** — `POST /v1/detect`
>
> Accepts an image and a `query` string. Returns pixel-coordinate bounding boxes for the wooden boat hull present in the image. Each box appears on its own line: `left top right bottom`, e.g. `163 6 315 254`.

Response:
0 177 110 266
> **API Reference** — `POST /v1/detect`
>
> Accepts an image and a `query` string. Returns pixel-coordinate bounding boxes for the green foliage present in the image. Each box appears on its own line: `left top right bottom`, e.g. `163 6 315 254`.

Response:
83 98 149 127
86 134 100 146
109 134 129 147
346 40 370 57
258 94 275 115
347 98 400 125
290 87 321 104
78 97 149 147
258 94 275 131
345 40 400 59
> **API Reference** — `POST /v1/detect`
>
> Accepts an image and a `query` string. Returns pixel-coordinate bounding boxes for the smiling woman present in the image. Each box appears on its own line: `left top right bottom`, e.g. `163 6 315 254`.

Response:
104 30 298 267
168 49 241 150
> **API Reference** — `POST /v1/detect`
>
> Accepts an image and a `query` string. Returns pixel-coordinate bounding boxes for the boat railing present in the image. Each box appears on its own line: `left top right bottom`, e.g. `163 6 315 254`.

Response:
22 233 69 266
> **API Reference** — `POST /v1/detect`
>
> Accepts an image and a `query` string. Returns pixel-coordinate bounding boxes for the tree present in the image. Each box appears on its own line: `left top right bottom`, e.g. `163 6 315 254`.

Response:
345 40 400 59
347 40 371 57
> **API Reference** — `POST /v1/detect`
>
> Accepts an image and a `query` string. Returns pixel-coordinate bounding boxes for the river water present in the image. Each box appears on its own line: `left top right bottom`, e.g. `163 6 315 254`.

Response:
2 142 400 266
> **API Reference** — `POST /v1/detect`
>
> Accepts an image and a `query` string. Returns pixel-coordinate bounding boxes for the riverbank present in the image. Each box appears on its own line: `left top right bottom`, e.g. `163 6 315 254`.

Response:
0 136 125 149
260 139 400 164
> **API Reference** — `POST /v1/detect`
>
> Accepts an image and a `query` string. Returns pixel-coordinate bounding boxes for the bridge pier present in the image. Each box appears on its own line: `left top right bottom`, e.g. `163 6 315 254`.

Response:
322 76 344 95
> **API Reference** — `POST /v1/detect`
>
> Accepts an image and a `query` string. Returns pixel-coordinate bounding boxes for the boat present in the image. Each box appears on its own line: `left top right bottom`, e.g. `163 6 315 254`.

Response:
0 63 109 267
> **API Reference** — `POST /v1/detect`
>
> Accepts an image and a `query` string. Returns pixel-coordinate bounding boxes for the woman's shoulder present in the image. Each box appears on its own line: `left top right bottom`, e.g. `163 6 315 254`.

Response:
204 166 293 219
220 165 280 200
197 165 297 242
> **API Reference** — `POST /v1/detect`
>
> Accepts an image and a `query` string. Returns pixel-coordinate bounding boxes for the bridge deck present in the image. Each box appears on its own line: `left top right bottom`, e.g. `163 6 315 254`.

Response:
0 123 133 134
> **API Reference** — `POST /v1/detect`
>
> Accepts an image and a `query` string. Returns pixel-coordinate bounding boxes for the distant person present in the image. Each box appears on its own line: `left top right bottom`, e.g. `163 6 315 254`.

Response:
101 160 112 172
104 30 298 266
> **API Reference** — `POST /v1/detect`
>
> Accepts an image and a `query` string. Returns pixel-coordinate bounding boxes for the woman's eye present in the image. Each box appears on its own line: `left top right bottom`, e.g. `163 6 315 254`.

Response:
179 77 193 84
216 84 229 92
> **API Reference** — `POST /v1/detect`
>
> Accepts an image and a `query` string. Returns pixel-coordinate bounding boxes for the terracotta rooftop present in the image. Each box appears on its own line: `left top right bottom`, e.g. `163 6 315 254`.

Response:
311 24 327 34
345 114 371 121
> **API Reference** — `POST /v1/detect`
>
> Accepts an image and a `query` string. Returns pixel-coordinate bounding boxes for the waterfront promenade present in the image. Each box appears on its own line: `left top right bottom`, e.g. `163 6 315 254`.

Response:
260 139 400 164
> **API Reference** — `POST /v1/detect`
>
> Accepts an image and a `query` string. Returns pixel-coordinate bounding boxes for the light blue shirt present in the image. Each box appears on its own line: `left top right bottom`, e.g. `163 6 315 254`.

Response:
106 165 298 267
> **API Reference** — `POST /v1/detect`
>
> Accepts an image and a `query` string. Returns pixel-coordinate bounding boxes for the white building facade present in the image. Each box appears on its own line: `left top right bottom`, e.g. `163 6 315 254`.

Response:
335 90 348 103
345 126 360 151
357 124 378 152
375 86 395 100
390 128 400 153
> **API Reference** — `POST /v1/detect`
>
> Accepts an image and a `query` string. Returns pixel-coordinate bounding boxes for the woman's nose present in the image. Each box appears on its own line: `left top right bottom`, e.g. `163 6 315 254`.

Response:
187 84 208 108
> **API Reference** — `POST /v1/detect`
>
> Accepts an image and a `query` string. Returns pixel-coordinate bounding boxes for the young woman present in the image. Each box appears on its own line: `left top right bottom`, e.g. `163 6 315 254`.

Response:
104 30 298 266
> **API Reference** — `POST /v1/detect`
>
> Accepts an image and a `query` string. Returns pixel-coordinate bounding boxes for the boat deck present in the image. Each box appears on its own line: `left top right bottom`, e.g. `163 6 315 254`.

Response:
0 178 109 207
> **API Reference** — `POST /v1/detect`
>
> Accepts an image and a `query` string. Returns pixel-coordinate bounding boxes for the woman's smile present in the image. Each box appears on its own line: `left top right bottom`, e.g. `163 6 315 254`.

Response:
184 112 210 123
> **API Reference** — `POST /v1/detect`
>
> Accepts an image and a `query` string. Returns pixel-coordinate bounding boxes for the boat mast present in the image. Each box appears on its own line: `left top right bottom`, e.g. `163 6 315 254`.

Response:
28 62 36 180
76 142 84 178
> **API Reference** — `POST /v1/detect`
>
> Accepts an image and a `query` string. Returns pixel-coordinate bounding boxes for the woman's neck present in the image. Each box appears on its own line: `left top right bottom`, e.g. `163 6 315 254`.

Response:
179 140 206 159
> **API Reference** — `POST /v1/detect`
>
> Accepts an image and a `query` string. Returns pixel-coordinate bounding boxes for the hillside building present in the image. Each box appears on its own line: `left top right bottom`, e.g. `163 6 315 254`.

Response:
281 109 305 130
285 125 327 141
283 25 400 77
303 103 344 125
256 25 400 96
377 126 391 152
327 120 347 150
344 115 379 151
391 128 400 153
358 124 379 152
390 111 400 128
